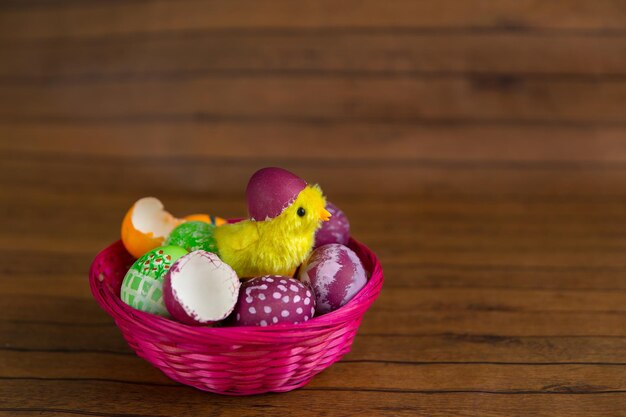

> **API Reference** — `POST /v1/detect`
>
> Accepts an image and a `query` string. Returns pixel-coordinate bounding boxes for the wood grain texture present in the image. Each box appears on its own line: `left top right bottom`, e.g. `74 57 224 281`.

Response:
2 380 625 417
1 1 626 416
3 76 626 123
4 125 626 162
2 0 626 40
2 33 626 80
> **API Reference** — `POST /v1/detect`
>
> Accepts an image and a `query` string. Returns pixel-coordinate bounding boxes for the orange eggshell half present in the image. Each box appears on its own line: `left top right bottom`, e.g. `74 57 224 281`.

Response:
121 197 182 258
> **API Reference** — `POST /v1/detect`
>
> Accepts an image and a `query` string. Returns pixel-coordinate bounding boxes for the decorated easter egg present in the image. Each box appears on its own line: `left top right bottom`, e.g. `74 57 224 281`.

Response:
229 276 316 326
184 213 227 226
298 244 367 315
121 197 182 258
120 245 188 316
246 167 308 221
314 201 350 247
163 251 240 325
165 221 218 253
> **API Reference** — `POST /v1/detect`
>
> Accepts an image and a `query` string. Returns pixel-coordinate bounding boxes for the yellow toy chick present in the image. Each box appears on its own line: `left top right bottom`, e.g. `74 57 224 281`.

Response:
214 167 331 278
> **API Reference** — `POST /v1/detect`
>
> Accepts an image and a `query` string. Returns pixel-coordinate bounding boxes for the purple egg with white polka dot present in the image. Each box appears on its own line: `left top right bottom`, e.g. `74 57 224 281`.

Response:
228 275 316 327
298 243 368 315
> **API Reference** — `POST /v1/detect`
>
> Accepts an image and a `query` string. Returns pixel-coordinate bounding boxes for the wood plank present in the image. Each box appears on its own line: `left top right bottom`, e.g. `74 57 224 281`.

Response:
2 0 626 41
3 320 625 363
6 197 626 240
0 296 110 325
374 288 626 312
386 265 626 291
7 262 626 294
4 234 626 271
6 185 626 219
2 295 624 336
3 154 626 199
0 320 129 354
5 203 626 236
5 237 626 291
8 195 626 253
3 124 626 162
1 380 625 417
368 243 626 270
8 211 626 242
2 33 626 80
3 272 625 313
351 334 626 364
6 223 626 262
8 189 625 230
360 311 626 337
2 76 626 123
2 350 626 393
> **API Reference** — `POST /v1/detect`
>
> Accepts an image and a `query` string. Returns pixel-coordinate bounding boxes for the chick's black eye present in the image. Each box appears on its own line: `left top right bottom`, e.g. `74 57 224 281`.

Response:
297 207 306 217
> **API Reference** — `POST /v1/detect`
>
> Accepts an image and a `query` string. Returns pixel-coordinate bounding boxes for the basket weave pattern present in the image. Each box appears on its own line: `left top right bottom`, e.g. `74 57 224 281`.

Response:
89 238 383 395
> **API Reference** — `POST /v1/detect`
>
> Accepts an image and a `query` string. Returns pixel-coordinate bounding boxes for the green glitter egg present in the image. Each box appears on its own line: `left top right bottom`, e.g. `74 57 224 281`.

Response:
165 221 218 254
120 245 188 316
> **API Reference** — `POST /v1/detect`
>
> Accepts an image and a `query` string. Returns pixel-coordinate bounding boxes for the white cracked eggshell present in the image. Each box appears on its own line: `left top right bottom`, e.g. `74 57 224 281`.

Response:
229 275 316 326
163 251 240 326
298 243 367 315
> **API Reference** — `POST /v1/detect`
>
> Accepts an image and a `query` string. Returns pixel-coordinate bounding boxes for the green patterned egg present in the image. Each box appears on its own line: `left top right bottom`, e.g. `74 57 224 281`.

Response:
120 245 188 316
165 221 218 254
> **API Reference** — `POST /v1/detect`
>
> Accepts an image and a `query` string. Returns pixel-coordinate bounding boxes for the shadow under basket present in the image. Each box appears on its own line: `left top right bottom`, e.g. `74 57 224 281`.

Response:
89 238 384 395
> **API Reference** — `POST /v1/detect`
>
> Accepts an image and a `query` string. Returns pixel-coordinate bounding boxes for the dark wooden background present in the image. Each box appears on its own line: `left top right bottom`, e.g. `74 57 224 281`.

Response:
1 1 626 416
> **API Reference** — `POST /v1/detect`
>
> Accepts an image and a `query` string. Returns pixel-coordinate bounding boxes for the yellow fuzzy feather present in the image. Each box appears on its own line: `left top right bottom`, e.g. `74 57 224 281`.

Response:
214 185 328 278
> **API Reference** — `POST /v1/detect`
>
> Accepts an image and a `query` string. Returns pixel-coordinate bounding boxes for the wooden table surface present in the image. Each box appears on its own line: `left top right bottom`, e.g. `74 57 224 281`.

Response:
1 1 626 416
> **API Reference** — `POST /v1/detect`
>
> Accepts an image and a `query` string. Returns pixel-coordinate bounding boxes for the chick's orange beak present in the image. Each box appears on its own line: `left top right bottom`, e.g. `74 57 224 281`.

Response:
320 208 332 222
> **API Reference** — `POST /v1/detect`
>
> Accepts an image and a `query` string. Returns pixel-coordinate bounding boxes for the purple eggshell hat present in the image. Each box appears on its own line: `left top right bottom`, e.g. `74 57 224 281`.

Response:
246 167 307 221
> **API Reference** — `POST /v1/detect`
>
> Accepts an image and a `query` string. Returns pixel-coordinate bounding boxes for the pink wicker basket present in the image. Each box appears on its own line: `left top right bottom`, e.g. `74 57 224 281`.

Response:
89 237 383 395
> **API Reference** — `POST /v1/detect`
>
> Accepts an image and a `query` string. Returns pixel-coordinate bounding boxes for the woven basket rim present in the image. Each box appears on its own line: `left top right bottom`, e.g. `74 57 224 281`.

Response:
90 237 383 345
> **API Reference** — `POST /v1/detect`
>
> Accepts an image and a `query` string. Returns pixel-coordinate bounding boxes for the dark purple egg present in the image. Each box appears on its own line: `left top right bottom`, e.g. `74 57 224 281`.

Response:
246 167 307 221
229 275 316 326
314 201 350 247
298 244 367 315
